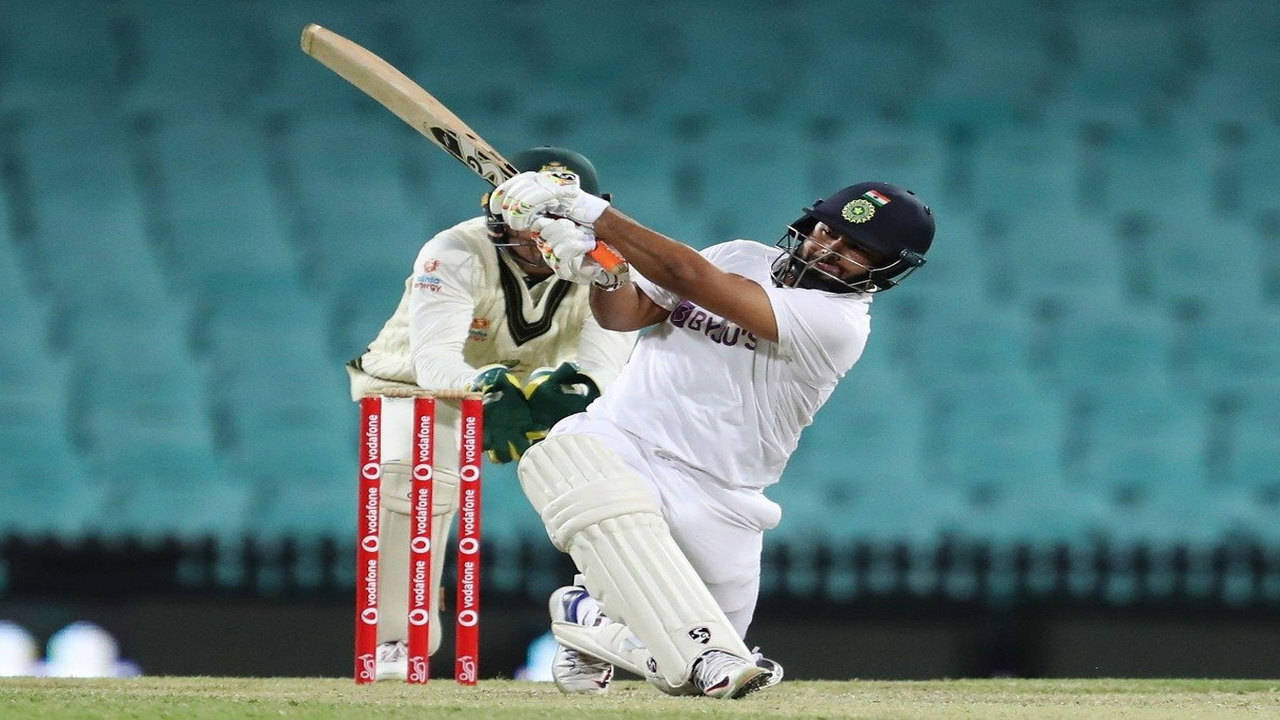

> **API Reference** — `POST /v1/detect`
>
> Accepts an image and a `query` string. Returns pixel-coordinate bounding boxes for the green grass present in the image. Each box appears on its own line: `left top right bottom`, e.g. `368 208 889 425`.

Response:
2 677 1279 719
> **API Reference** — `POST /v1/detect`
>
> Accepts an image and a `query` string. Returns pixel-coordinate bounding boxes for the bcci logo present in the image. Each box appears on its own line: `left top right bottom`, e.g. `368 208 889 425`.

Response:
841 198 875 223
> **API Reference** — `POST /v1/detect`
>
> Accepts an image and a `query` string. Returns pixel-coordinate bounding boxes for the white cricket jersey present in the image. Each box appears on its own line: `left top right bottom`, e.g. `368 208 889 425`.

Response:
583 240 872 493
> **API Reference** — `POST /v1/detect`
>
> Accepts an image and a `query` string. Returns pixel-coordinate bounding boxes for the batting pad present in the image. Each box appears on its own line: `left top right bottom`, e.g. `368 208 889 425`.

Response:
520 434 752 686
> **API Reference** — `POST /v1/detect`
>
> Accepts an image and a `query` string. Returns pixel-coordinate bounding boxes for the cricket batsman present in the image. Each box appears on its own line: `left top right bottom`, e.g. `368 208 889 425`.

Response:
490 169 933 698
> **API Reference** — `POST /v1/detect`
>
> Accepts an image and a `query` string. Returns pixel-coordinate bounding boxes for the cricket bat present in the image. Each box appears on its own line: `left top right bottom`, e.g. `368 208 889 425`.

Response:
300 23 625 272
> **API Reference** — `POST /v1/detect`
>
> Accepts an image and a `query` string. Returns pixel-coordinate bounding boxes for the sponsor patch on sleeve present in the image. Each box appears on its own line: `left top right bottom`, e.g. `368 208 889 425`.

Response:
413 258 446 291
413 273 444 292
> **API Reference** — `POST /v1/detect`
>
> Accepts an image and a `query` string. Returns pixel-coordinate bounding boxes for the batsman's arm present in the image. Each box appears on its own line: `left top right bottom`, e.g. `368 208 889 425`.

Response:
588 277 670 332
592 208 780 343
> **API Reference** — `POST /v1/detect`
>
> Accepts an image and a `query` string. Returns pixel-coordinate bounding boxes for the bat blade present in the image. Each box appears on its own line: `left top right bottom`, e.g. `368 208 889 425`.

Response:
300 23 625 272
300 23 516 186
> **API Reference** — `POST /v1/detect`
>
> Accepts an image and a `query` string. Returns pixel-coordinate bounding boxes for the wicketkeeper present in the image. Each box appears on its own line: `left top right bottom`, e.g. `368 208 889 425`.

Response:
347 147 636 679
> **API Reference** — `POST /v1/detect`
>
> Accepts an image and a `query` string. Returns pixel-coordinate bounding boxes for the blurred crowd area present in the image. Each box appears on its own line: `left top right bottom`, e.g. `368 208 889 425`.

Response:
0 1 1278 604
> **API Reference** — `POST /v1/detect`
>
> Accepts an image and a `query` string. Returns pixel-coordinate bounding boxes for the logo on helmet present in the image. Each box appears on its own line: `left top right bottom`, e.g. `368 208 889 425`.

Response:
538 163 580 188
862 189 892 207
841 198 875 223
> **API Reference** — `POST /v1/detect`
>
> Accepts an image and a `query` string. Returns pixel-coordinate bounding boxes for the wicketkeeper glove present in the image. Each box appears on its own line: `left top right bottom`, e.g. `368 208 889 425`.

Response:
523 361 602 431
468 364 539 463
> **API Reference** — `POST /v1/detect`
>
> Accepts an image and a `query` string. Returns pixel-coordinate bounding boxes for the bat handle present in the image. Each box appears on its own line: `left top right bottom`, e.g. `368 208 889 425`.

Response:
588 242 627 273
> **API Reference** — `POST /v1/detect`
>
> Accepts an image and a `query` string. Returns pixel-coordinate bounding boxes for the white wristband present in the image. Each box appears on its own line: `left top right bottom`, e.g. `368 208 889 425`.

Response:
571 194 610 226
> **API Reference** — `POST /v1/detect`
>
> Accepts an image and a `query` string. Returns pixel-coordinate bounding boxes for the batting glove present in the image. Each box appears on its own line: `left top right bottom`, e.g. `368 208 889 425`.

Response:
523 361 602 431
489 171 610 231
530 217 630 290
468 364 538 463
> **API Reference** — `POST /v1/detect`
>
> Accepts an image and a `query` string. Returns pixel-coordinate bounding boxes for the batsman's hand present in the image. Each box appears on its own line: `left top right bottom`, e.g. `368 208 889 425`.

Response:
530 218 630 289
468 364 539 463
523 361 601 430
490 170 610 231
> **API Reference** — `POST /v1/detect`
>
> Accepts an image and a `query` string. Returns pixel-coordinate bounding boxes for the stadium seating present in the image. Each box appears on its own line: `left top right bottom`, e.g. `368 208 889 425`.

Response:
1 1 1278 604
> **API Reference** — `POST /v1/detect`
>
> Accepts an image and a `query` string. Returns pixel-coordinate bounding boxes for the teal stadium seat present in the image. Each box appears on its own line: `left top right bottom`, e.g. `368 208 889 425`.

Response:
0 427 103 537
661 4 824 122
820 123 947 216
1069 388 1208 498
925 376 1067 498
0 228 47 347
1181 309 1280 398
767 475 957 599
329 275 413 369
1189 2 1280 123
145 116 299 291
1060 3 1192 113
74 353 215 458
789 369 929 493
1222 394 1280 495
945 479 1108 600
0 317 101 536
192 273 353 530
472 462 546 545
90 441 251 541
585 138 686 244
920 372 1071 598
0 4 118 112
1098 477 1249 604
1118 212 1262 311
922 1 1059 128
1096 122 1205 219
892 210 984 305
253 2 400 115
1044 306 1175 393
692 124 810 247
19 112 168 310
277 114 431 292
783 1 940 125
119 4 264 115
1237 127 1280 217
775 367 945 596
968 128 1125 304
238 434 352 540
908 305 1034 385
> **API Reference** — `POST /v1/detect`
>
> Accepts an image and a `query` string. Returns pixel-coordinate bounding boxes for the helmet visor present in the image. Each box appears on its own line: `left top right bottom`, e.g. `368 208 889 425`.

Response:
772 226 926 293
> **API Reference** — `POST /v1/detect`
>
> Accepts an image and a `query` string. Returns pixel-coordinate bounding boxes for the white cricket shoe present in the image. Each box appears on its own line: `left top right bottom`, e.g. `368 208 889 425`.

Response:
750 646 784 689
691 649 774 699
375 640 407 680
548 586 614 694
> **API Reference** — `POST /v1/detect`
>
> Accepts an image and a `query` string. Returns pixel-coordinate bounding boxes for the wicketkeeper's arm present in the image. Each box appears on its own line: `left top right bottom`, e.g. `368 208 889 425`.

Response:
407 234 483 391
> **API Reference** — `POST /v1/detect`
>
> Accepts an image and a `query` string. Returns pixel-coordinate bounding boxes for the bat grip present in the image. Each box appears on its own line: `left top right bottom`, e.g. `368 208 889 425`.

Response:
588 243 627 273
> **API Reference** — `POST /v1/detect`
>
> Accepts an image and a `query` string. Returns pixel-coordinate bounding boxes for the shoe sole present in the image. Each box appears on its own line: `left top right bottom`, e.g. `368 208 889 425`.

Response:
730 667 775 699
702 664 772 700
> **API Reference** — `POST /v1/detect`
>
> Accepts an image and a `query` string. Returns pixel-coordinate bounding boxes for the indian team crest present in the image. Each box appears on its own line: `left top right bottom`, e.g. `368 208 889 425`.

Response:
841 198 876 223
